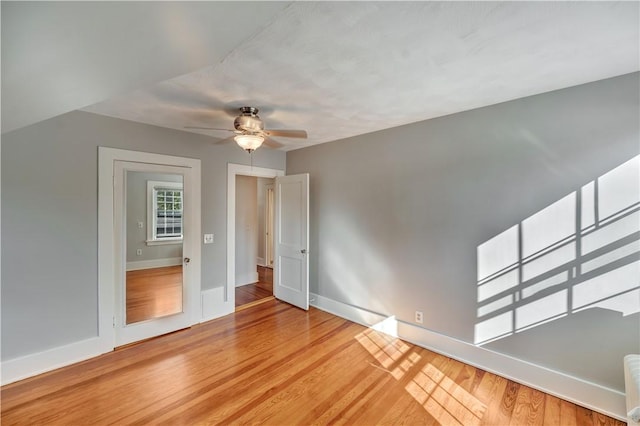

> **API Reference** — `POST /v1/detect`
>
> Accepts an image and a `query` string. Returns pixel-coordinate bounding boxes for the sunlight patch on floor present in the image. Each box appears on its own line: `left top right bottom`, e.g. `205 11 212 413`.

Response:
355 327 410 369
356 326 486 424
405 363 486 426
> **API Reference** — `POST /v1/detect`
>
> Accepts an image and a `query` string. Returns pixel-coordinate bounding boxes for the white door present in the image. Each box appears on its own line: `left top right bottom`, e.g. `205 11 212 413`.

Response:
113 160 198 346
274 174 309 310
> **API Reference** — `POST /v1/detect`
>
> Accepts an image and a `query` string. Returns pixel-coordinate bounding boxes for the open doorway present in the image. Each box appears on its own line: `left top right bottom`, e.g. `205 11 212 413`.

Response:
226 164 309 312
234 175 276 309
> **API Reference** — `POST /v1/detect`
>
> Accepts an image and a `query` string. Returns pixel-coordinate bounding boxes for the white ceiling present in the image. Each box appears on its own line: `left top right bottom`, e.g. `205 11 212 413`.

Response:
3 2 639 151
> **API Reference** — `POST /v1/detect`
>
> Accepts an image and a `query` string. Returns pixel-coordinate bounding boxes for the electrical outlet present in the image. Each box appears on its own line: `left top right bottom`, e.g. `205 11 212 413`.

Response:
136 249 142 256
137 221 144 229
203 233 214 244
415 311 423 324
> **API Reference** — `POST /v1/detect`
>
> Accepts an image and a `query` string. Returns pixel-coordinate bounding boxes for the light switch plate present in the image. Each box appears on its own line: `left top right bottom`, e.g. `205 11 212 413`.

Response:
203 233 214 244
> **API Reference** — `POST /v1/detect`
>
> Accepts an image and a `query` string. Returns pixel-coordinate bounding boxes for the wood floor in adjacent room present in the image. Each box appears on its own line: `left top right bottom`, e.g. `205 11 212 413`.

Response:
235 265 274 308
0 301 623 426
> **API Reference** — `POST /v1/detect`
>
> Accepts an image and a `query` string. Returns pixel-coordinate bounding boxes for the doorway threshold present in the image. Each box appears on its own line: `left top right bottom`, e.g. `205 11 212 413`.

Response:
235 296 276 312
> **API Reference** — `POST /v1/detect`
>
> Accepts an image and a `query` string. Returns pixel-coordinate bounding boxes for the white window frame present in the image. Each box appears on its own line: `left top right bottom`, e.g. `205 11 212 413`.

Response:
146 180 183 246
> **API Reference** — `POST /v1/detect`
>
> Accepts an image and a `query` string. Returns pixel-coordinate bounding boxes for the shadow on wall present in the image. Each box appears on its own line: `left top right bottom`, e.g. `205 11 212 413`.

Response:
323 211 393 315
474 155 640 346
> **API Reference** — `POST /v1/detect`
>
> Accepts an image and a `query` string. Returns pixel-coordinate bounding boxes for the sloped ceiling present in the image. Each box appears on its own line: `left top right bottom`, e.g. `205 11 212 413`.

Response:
3 2 639 150
1 2 289 133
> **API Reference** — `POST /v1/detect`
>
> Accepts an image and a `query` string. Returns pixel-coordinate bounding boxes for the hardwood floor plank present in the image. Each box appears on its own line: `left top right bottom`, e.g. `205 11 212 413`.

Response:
420 357 482 426
499 380 520 420
560 399 580 426
338 330 438 424
293 340 395 424
146 316 356 424
576 404 595 426
131 310 348 424
543 394 585 426
510 385 546 426
456 363 485 393
543 394 562 426
0 300 625 425
206 323 361 425
592 411 626 426
307 355 404 425
232 335 378 425
377 395 439 426
477 372 511 425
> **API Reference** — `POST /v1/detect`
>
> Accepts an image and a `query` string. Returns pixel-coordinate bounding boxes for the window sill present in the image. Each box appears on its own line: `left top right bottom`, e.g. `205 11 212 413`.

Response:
146 239 183 246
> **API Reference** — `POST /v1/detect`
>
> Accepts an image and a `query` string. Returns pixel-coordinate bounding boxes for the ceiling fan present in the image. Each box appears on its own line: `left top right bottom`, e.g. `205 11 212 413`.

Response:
185 106 308 153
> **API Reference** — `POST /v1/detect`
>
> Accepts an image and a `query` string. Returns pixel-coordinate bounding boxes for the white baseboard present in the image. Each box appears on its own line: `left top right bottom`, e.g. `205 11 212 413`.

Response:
1 337 110 386
310 293 626 422
126 257 182 271
235 272 259 287
257 257 266 267
1 286 234 386
201 287 233 323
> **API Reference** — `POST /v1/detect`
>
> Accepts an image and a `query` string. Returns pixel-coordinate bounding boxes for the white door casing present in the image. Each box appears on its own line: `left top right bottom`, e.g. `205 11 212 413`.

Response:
274 174 309 310
265 184 275 267
98 147 201 349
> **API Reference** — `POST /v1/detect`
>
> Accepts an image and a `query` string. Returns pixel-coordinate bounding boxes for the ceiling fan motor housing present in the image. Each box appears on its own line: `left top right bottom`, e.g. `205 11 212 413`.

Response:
234 107 264 132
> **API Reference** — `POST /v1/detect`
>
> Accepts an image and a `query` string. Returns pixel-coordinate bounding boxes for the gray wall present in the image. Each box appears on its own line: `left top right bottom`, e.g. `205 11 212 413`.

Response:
235 175 258 286
1 111 285 360
286 73 640 391
126 171 183 264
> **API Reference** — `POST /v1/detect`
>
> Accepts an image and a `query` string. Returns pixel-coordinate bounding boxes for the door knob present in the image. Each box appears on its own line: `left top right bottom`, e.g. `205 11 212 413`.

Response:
300 249 307 254
184 257 191 264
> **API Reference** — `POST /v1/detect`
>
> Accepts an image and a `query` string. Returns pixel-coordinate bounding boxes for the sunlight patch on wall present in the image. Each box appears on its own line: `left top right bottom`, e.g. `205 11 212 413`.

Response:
522 192 576 258
477 225 519 281
475 155 640 345
478 270 518 302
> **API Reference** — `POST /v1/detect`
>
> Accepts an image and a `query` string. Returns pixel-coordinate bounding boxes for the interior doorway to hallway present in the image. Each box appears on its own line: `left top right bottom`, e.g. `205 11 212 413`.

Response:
234 174 276 310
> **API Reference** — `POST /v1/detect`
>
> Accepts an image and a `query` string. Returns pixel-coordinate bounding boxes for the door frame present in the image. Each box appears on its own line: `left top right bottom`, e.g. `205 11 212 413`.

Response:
265 183 275 268
227 164 284 307
98 147 201 350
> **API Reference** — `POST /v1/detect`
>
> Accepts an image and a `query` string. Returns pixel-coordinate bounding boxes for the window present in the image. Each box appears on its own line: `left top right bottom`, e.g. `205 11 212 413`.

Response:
147 180 183 245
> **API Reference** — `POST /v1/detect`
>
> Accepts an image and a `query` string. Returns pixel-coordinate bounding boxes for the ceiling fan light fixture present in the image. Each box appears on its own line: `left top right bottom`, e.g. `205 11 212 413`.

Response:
234 134 264 153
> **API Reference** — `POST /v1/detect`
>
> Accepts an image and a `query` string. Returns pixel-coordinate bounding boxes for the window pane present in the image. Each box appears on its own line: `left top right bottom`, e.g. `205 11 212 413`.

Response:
154 188 183 239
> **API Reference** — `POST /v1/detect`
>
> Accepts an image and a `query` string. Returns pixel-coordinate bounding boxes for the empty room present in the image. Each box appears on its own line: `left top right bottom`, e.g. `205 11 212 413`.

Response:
1 2 639 425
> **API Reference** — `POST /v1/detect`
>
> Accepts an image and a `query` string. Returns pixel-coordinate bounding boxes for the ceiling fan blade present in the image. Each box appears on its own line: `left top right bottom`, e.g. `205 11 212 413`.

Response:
262 137 284 149
214 135 236 145
184 126 235 132
263 129 308 139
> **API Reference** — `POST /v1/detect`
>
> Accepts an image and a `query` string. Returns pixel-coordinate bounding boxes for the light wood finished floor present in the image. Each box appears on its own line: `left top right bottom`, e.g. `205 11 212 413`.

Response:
235 265 273 307
126 265 182 324
1 301 624 425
